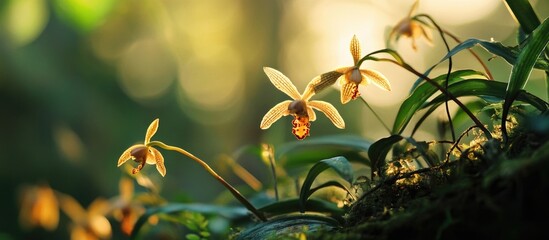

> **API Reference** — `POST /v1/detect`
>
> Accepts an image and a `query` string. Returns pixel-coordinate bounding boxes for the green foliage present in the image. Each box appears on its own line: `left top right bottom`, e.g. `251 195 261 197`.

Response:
298 157 353 212
393 70 488 135
368 135 403 178
161 211 211 240
502 17 549 141
234 215 339 240
259 198 344 218
125 0 549 237
130 203 248 239
276 135 372 167
424 80 548 112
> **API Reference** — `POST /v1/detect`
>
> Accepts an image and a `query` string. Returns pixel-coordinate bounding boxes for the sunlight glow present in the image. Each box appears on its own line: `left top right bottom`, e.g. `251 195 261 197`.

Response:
422 0 501 26
53 0 116 32
177 46 244 112
117 39 177 102
279 0 409 107
2 0 49 47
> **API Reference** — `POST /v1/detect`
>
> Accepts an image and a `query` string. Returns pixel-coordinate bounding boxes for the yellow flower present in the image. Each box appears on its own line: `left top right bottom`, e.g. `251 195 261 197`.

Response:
111 177 162 236
58 195 112 240
388 0 433 51
260 67 345 140
18 184 59 231
335 35 391 104
117 118 166 177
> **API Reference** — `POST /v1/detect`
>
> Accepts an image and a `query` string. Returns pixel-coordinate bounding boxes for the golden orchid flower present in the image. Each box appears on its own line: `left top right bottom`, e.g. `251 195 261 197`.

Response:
18 184 60 231
117 118 166 177
59 195 112 240
260 67 345 140
111 177 160 236
335 35 391 104
388 0 433 51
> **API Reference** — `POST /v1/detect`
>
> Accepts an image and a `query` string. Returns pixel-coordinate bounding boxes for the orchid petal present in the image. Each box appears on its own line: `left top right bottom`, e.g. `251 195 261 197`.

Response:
420 23 433 44
305 71 344 100
308 100 345 129
260 100 292 129
360 69 391 91
145 148 157 165
151 147 166 177
340 82 357 104
145 119 159 144
350 35 361 65
408 0 419 17
307 106 317 122
263 67 301 100
117 145 142 167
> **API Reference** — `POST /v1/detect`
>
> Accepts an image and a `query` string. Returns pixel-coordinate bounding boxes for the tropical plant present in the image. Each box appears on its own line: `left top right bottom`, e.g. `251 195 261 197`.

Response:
18 0 548 239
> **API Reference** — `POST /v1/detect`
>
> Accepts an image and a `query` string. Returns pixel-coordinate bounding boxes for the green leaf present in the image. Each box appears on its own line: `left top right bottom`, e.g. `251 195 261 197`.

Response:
451 100 489 129
235 214 340 240
368 135 403 179
276 135 372 167
504 0 541 34
308 180 353 200
502 17 549 140
411 38 548 91
130 203 248 239
424 80 548 112
259 198 344 217
298 157 353 212
393 70 486 134
186 234 200 240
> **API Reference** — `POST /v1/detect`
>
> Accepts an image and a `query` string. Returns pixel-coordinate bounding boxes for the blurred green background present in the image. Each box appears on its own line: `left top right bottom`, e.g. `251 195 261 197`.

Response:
0 0 547 239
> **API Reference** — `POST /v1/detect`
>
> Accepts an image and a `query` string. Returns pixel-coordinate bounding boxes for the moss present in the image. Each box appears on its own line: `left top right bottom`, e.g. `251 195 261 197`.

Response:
317 140 549 240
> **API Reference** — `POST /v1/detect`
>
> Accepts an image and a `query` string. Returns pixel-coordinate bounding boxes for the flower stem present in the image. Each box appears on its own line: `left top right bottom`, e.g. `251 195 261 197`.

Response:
149 141 267 221
357 49 492 139
417 14 456 142
359 97 391 134
441 29 494 80
261 144 279 201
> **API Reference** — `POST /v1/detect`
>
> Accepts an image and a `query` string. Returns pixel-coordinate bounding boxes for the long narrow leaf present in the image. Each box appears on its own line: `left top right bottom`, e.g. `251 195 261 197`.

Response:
235 214 340 240
259 198 344 217
393 70 486 134
425 80 548 112
298 157 353 212
277 135 371 167
411 38 548 91
504 0 541 34
307 180 354 201
502 17 549 140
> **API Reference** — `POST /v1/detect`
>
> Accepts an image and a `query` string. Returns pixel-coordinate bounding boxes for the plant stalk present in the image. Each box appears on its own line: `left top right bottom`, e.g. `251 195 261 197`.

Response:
149 141 267 221
418 14 456 142
359 97 391 134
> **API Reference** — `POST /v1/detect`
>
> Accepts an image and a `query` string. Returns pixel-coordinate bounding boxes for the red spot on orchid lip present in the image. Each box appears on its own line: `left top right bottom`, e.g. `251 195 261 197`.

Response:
291 116 310 140
351 83 360 100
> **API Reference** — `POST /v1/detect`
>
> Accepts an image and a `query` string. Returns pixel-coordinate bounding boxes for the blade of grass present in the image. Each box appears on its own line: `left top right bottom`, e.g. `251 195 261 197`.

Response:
502 18 549 141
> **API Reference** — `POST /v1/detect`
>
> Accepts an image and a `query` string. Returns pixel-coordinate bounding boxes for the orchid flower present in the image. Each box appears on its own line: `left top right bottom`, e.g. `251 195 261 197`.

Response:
335 35 391 104
260 67 345 140
388 0 433 51
117 119 166 177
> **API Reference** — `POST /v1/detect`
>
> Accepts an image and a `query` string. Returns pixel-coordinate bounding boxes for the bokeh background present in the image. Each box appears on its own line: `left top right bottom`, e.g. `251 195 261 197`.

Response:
1 0 547 239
